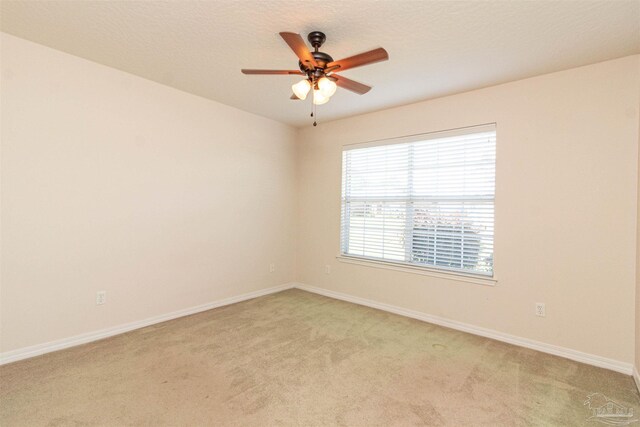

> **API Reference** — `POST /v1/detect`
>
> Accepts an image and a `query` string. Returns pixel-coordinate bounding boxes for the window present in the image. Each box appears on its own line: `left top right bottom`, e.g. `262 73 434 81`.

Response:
340 124 496 277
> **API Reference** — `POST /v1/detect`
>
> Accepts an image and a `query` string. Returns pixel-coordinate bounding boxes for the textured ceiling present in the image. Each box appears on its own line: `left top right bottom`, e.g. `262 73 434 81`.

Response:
1 1 639 128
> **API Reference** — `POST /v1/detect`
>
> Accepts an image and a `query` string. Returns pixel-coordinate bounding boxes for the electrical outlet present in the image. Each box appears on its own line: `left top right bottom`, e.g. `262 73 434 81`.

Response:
269 263 275 273
96 291 107 305
325 265 331 274
535 303 545 317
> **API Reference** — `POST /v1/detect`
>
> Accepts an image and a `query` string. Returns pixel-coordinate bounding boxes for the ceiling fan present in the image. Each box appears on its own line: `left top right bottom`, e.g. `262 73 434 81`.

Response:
241 31 388 125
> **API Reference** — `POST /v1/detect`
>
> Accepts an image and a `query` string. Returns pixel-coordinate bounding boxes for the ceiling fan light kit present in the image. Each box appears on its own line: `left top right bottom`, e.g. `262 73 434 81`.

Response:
241 31 388 126
312 89 330 105
317 77 337 98
292 79 311 100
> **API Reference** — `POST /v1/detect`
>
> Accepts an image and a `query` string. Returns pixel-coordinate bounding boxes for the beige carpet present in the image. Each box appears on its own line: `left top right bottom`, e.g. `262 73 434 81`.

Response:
1 289 638 426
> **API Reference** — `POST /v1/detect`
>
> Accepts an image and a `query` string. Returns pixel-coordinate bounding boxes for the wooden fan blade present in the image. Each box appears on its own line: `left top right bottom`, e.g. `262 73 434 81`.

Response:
242 69 304 75
290 93 302 100
327 47 388 72
279 32 318 70
332 74 371 95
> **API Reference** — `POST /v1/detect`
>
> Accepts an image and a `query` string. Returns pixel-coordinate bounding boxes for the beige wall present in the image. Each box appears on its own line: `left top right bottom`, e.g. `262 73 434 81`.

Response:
298 55 640 365
0 33 298 353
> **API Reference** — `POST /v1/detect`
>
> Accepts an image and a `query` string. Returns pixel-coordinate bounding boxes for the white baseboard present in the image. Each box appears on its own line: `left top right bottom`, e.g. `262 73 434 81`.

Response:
633 366 640 393
2 281 634 377
0 283 295 366
293 283 634 376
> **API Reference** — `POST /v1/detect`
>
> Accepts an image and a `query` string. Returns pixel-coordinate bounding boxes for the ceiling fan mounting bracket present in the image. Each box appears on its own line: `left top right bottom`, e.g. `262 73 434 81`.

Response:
307 31 326 51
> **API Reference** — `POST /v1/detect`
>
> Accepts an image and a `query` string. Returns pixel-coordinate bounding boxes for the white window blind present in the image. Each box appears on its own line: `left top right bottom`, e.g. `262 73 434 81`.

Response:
340 125 496 277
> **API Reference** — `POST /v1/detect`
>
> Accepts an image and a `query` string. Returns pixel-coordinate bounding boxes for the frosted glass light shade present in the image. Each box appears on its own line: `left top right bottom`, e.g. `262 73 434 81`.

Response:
313 90 330 105
318 77 337 97
292 79 311 100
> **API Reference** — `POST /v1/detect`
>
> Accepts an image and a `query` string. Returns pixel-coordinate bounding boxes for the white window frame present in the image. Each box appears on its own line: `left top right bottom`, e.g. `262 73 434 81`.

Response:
338 124 497 286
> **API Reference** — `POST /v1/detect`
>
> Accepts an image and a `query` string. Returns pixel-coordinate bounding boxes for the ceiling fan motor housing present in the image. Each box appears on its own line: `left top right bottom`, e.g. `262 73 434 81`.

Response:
299 51 334 72
298 31 333 73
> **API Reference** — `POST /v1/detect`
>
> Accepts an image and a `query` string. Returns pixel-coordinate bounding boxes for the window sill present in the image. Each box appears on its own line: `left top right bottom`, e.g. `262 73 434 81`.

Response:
335 255 497 286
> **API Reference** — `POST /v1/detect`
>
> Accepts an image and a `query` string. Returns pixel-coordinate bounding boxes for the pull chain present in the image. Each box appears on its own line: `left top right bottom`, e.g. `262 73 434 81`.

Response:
313 47 319 125
313 101 317 126
309 76 317 126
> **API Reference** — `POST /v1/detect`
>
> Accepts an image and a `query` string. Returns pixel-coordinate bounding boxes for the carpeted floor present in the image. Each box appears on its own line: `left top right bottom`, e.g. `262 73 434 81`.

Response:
1 289 638 426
